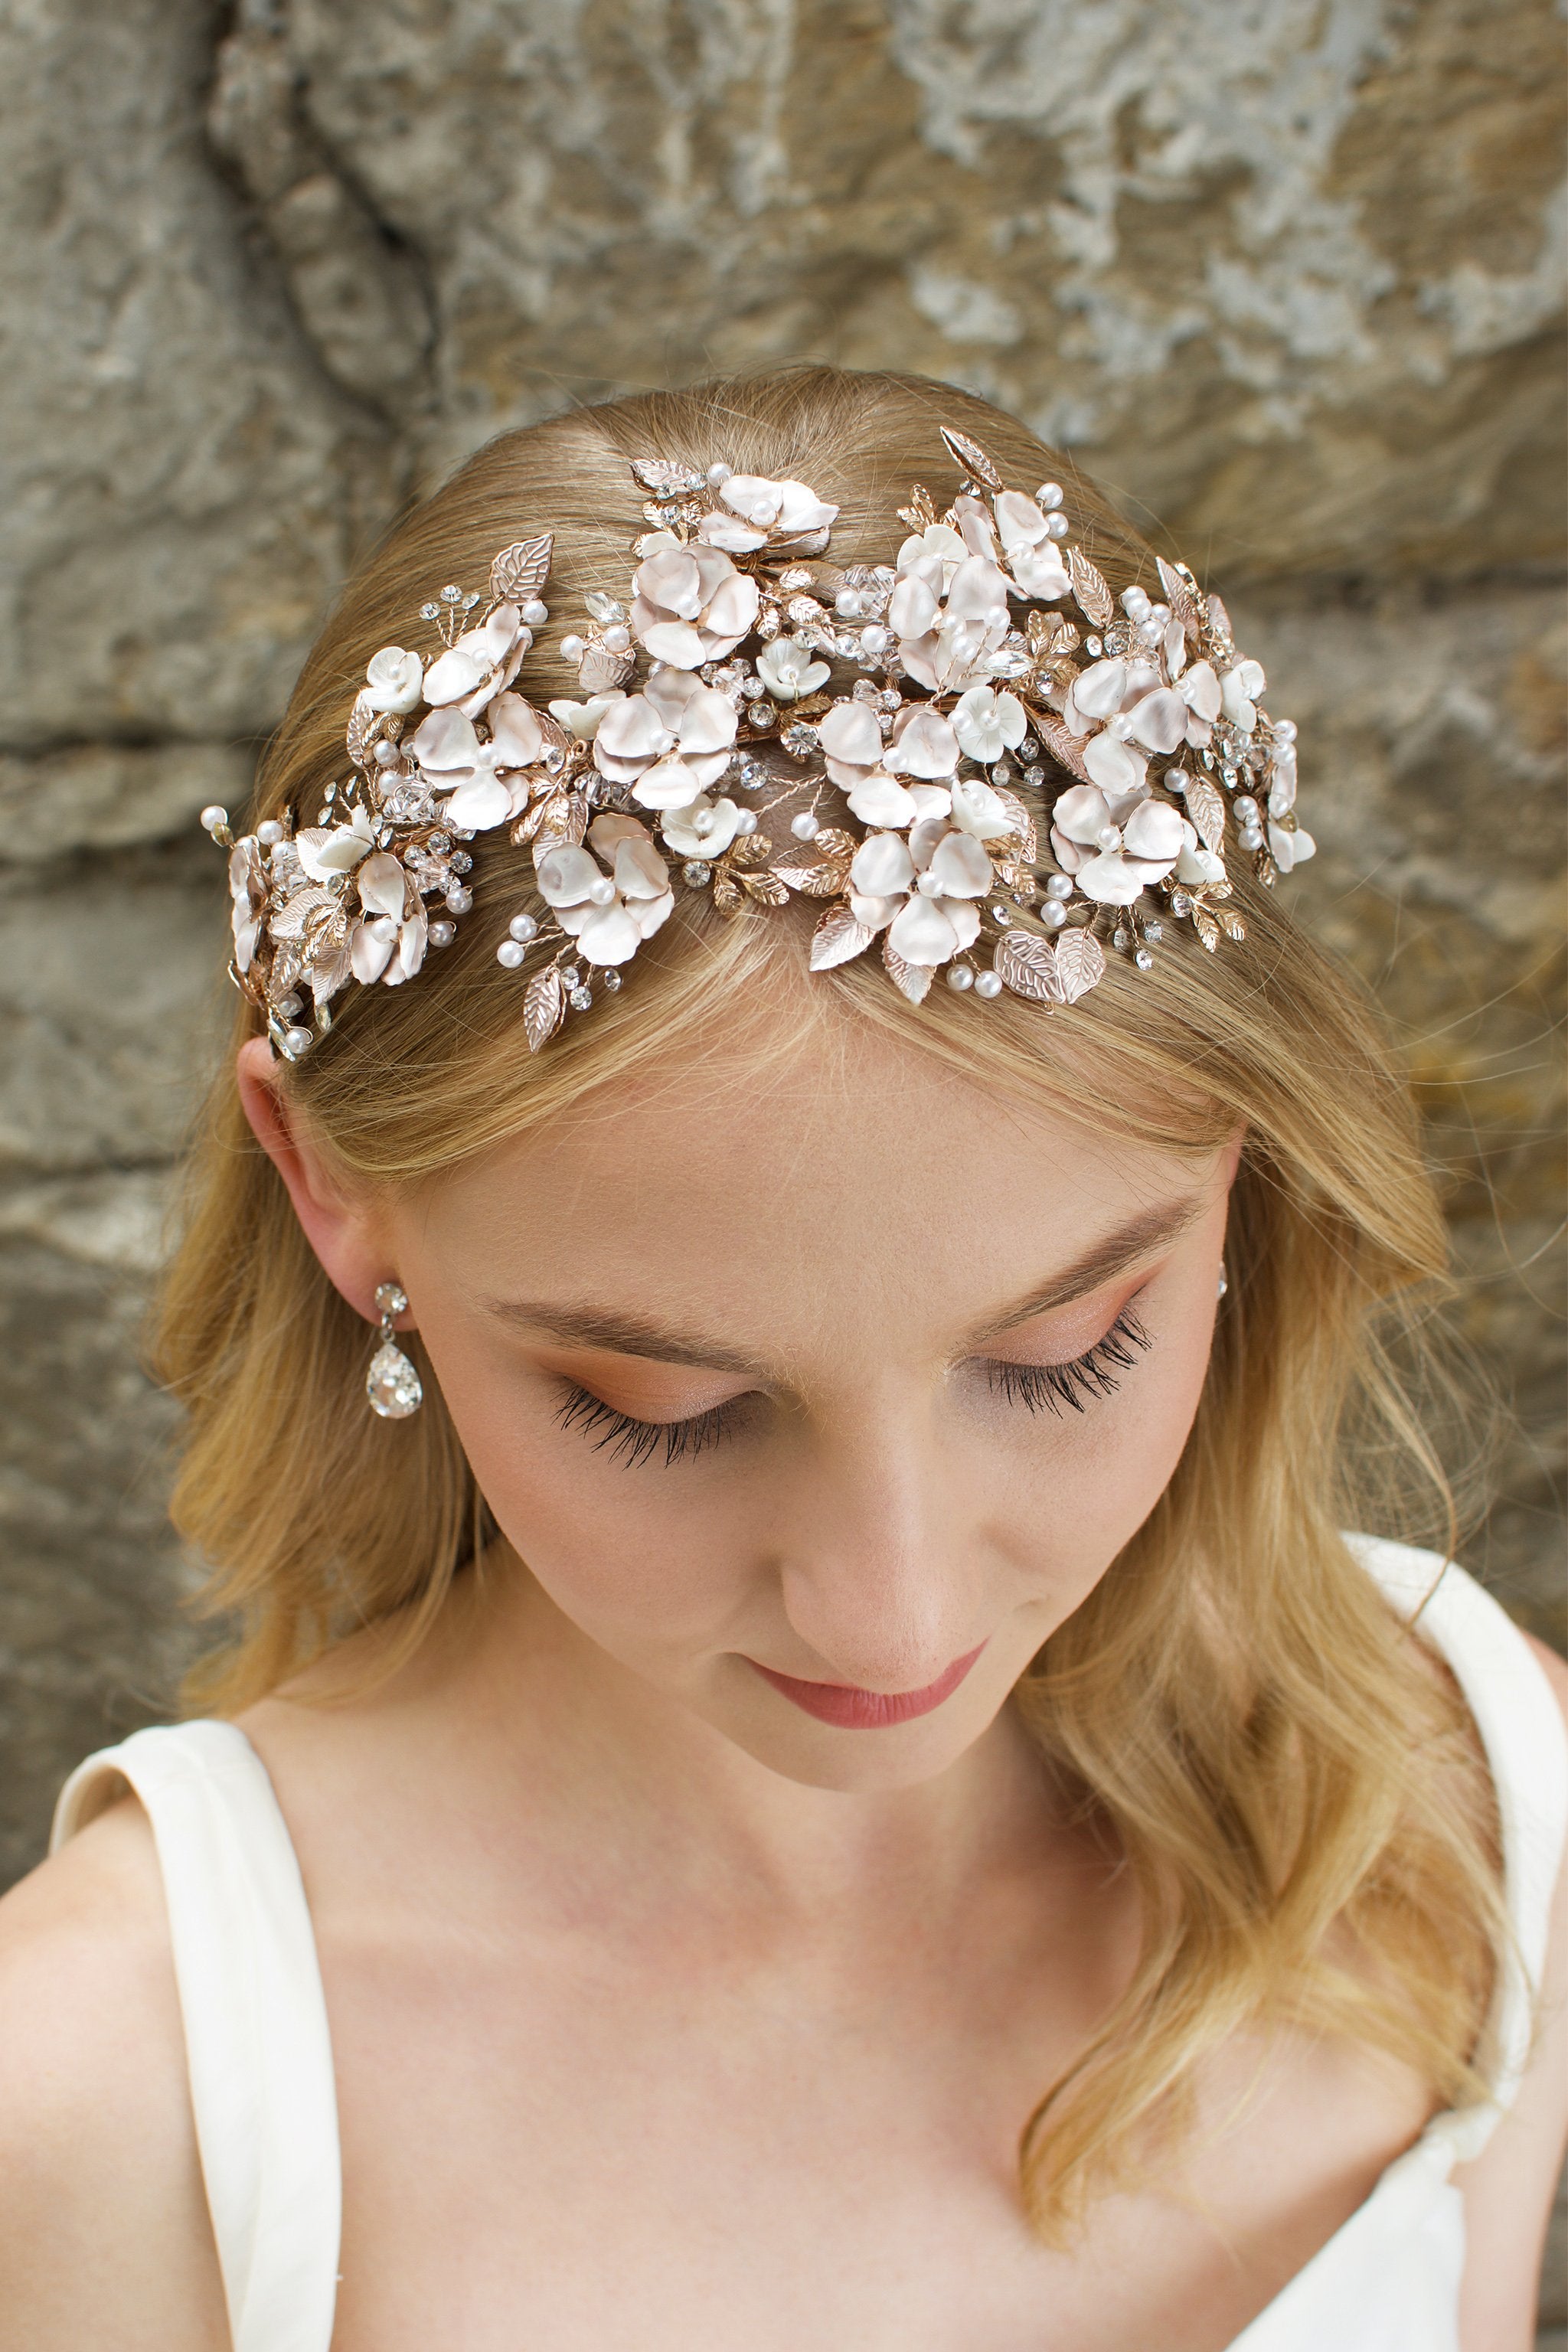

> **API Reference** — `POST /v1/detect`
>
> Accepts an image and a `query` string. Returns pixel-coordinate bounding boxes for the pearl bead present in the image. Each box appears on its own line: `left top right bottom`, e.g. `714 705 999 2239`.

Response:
860 626 890 654
560 634 584 659
446 884 473 913
1098 824 1121 851
1120 587 1151 622
790 812 819 840
521 599 548 626
1044 513 1070 541
496 938 527 969
508 913 538 942
733 808 759 835
835 589 864 617
974 970 1004 1000
256 819 284 845
1233 795 1259 821
1045 874 1073 900
946 964 974 991
276 993 302 1019
1273 720 1296 743
1036 482 1064 510
707 462 733 485
428 920 456 947
602 624 631 652
587 876 616 905
374 740 400 766
283 1026 313 1057
199 804 228 834
1041 900 1067 929
1239 825 1264 851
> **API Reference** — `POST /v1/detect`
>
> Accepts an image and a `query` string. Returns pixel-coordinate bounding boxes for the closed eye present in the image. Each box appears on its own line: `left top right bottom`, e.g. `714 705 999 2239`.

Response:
979 1308 1152 1417
553 1383 757 1468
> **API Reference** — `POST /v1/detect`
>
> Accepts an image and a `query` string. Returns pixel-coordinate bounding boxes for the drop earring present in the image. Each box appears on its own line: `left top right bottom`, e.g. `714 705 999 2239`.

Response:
1216 1262 1229 1301
366 1281 423 1419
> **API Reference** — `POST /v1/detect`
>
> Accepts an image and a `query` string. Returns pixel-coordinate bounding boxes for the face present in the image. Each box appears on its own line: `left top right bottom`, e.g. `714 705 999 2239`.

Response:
247 1014 1237 1794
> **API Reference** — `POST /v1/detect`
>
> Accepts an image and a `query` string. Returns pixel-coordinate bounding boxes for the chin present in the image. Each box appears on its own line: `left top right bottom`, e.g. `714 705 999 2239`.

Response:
704 1697 1003 1794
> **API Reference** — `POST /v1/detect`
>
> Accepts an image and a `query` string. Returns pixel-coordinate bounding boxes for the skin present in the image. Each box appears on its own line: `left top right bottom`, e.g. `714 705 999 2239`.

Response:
0 1003 1562 2351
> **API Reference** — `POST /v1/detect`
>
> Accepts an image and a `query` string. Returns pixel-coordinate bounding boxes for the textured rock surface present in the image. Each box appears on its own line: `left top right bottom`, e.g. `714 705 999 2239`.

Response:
0 0 1560 2003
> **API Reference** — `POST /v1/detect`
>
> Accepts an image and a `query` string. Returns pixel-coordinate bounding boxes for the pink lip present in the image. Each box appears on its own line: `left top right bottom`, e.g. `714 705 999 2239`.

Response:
749 1643 986 1730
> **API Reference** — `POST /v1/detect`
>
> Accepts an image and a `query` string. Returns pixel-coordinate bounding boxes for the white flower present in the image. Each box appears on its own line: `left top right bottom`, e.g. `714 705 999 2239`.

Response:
1220 658 1266 734
1175 822 1227 887
629 535 760 668
991 491 1071 601
410 691 547 830
294 804 376 884
883 704 960 779
658 795 745 859
592 668 738 808
1269 821 1315 872
819 699 885 790
547 691 626 742
364 646 424 714
534 815 674 965
756 636 831 702
951 685 1027 764
890 547 1012 694
1050 783 1185 905
845 821 992 966
229 837 267 972
1119 686 1189 756
1177 658 1221 743
697 475 839 553
421 603 529 717
949 772 1014 841
1082 732 1148 795
350 850 429 987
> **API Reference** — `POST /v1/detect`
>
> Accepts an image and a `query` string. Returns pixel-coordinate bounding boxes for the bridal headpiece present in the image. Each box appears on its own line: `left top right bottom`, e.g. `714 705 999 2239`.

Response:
203 427 1309 1059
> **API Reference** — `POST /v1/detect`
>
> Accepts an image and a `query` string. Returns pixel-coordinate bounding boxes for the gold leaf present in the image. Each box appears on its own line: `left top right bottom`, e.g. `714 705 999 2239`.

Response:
579 637 635 692
808 903 875 970
1030 714 1093 784
1184 774 1226 854
1193 906 1220 952
631 458 706 496
269 883 340 942
939 426 1005 492
534 789 588 849
740 870 790 907
523 966 565 1053
1054 926 1106 1003
995 932 1066 1004
1068 547 1115 629
774 861 851 897
896 484 937 533
992 786 1037 862
1156 557 1204 637
490 534 554 605
883 938 933 1004
712 874 745 914
729 834 772 869
1218 906 1247 941
811 827 857 864
345 690 382 772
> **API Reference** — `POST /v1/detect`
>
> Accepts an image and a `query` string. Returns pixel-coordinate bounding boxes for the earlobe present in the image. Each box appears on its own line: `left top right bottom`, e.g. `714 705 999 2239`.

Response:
235 1037 391 1325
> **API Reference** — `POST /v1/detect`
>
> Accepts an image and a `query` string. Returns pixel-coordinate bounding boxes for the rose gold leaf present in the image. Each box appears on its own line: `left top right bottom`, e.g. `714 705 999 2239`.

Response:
1054 926 1106 1003
896 484 937 533
809 903 875 970
713 874 745 914
883 937 933 1004
1156 558 1204 637
939 426 1005 492
729 834 771 869
523 966 565 1053
489 534 554 605
1031 713 1093 784
1184 774 1226 854
774 861 851 897
534 789 588 849
1068 547 1115 629
810 828 857 864
740 870 790 907
995 932 1067 1004
1193 906 1220 952
1218 906 1247 941
631 459 706 495
579 639 635 692
269 882 339 942
1255 851 1279 889
345 691 382 771
992 786 1037 862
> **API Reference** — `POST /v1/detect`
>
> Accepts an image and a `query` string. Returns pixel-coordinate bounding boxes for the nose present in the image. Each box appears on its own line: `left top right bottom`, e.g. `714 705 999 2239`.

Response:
772 1402 974 1692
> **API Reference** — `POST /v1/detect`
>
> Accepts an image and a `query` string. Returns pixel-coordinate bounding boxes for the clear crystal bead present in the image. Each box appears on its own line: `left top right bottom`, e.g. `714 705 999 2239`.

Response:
569 985 593 1012
367 1341 422 1419
374 1281 409 1318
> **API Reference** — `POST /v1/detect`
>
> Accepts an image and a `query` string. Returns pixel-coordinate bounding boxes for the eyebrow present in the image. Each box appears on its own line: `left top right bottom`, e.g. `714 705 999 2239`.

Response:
484 1196 1207 1377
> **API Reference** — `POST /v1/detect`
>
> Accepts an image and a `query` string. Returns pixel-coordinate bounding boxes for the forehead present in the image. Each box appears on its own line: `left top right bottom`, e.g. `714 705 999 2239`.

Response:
413 1009 1214 1358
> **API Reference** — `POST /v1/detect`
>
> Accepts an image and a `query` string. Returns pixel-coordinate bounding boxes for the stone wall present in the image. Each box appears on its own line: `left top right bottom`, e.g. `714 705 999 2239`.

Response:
2 0 1562 1880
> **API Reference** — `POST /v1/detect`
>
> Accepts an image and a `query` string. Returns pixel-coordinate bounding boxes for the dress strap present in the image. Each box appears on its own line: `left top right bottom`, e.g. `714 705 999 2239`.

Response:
51 1721 341 2352
1350 1534 1568 2158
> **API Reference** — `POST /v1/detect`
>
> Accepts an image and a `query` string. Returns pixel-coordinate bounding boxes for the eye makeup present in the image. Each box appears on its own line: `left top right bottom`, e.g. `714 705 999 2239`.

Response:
979 1306 1151 1417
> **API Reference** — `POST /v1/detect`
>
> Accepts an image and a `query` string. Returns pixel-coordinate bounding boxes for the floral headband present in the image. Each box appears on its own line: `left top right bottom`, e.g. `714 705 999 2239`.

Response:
202 426 1308 1059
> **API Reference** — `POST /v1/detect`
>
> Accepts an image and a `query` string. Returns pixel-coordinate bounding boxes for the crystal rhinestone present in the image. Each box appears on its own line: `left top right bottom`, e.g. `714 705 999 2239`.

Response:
1036 482 1064 510
974 971 1004 1000
989 902 1013 925
569 985 593 1012
428 920 456 947
1046 874 1074 900
450 851 472 872
1171 890 1193 917
446 884 473 913
1018 737 1039 760
946 964 974 991
584 591 625 623
374 1281 410 1318
461 592 480 610
544 745 566 772
420 603 440 620
1144 921 1164 942
790 812 820 841
782 723 819 756
440 584 462 603
683 860 713 887
429 831 452 853
1113 927 1131 950
560 965 582 990
1135 947 1154 971
602 971 622 991
989 764 1010 787
1041 900 1067 930
367 1341 423 1420
315 807 331 825
496 939 527 969
508 912 538 942
1086 636 1102 657
283 1025 313 1057
1024 765 1045 787
1221 766 1238 789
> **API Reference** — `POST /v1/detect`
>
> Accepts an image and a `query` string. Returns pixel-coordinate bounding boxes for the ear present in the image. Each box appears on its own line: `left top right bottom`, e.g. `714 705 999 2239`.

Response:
236 1038 403 1327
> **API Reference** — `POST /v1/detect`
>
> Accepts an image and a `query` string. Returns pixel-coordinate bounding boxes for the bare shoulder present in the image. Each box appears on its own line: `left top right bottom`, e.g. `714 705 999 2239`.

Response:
1454 1630 1568 2351
0 1798 227 2351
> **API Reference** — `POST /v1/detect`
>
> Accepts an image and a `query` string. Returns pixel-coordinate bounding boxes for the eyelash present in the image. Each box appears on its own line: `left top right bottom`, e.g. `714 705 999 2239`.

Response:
982 1308 1152 1416
553 1308 1153 1469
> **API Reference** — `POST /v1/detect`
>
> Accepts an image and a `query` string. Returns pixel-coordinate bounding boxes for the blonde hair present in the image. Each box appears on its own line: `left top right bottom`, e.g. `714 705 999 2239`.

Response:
157 366 1506 2236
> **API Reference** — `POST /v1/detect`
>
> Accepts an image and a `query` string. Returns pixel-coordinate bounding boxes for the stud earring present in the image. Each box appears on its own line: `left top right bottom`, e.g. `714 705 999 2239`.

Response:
366 1281 423 1419
1216 1263 1229 1301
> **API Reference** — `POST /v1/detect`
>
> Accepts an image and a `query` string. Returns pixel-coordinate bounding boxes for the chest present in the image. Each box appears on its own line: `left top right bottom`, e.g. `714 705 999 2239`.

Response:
317 1920 1431 2352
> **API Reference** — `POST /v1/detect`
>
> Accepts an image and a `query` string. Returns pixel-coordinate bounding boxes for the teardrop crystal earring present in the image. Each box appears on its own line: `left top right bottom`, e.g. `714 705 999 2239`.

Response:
1216 1262 1229 1301
366 1282 423 1419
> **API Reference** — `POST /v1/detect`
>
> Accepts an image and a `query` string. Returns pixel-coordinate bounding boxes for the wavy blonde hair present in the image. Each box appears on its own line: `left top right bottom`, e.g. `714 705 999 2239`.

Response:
156 365 1506 2236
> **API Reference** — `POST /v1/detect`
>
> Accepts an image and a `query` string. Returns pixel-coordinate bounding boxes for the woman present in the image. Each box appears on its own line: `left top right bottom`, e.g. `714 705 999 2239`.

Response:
0 367 1561 2350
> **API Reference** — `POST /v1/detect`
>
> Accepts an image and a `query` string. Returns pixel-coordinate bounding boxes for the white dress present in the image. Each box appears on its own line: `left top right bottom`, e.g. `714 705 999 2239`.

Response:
51 1537 1568 2352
